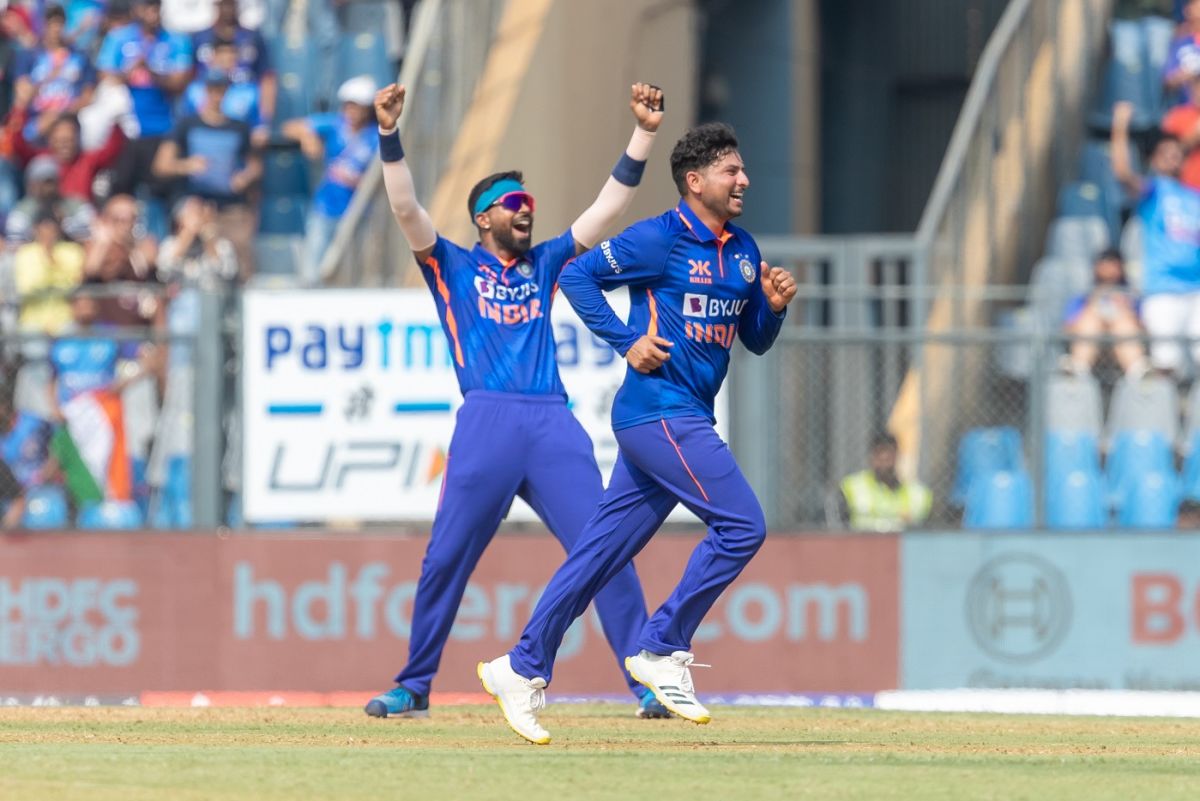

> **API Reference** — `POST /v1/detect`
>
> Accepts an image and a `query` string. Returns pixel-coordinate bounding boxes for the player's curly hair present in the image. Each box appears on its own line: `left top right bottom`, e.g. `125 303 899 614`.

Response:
669 123 739 195
467 170 524 221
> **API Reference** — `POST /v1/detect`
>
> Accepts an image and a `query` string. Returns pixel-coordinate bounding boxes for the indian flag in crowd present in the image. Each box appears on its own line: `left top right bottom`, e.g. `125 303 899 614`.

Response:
50 389 133 503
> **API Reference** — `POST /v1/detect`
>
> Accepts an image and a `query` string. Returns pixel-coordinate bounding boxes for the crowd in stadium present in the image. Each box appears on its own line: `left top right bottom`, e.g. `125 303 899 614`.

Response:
0 0 412 530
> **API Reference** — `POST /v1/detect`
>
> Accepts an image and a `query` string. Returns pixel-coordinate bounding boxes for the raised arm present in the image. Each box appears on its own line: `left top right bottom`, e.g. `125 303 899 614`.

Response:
374 83 437 263
569 83 665 255
1111 101 1145 197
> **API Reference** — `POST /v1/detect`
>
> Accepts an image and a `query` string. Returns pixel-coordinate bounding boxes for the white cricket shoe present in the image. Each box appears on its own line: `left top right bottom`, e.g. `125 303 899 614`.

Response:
625 650 711 724
477 655 551 745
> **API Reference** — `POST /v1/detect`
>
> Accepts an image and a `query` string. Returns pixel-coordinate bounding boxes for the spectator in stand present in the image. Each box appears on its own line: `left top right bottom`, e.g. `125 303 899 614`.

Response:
14 212 86 335
96 0 193 198
281 75 379 285
12 6 96 145
6 154 96 245
181 38 261 134
83 193 160 333
156 195 237 288
1113 101 1200 374
163 0 267 35
5 111 125 203
192 0 274 141
830 433 932 532
63 0 107 55
1165 0 1200 105
1161 72 1200 191
153 68 261 279
0 396 55 529
1061 248 1149 378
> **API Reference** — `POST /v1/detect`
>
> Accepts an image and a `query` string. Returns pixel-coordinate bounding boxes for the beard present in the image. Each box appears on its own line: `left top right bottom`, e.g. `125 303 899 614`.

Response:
493 224 532 256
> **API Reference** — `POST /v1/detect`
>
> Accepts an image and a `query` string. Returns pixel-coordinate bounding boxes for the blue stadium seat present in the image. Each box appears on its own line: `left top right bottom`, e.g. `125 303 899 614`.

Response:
78 500 145 530
151 455 192 529
254 235 304 280
1118 470 1181 528
259 195 308 235
1045 430 1102 480
271 36 319 120
336 33 394 91
1045 469 1107 530
1106 430 1175 511
964 470 1034 530
952 426 1024 506
1044 216 1111 263
1182 431 1200 501
1089 19 1154 130
262 146 310 197
21 485 69 529
1142 15 1177 117
1078 139 1137 244
1057 181 1106 220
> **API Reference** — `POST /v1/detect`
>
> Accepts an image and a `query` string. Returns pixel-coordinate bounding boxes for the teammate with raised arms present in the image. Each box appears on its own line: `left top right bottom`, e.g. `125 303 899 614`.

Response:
365 81 672 720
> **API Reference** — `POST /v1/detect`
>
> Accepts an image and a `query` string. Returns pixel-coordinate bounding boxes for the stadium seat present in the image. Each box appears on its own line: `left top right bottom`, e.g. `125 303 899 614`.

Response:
259 195 308 235
1045 373 1104 440
1106 430 1175 510
1078 139 1138 243
254 235 304 281
1088 19 1154 131
1044 217 1111 263
952 427 1025 506
1180 382 1200 453
262 146 310 197
336 32 394 92
1029 256 1092 331
1103 374 1180 448
1182 431 1200 501
1141 15 1177 117
21 485 69 529
1056 181 1106 220
1120 216 1144 292
152 455 193 529
1045 469 1107 530
963 470 1034 530
1117 469 1181 528
271 36 319 120
1045 430 1102 479
78 500 145 530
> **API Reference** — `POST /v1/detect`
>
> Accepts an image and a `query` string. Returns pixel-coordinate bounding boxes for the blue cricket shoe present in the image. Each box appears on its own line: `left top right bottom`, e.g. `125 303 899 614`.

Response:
364 686 430 719
636 688 672 719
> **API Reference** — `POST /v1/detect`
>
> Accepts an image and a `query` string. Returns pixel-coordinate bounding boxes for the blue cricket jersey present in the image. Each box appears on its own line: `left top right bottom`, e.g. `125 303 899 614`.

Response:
1139 176 1200 296
420 229 577 396
559 201 785 430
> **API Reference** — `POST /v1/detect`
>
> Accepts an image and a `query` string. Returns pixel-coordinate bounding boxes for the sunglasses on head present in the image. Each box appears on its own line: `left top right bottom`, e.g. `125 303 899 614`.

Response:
489 191 535 213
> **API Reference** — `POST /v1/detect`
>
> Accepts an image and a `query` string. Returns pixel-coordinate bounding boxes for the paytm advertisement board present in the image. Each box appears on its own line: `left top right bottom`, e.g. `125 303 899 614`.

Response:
242 289 727 523
902 533 1200 691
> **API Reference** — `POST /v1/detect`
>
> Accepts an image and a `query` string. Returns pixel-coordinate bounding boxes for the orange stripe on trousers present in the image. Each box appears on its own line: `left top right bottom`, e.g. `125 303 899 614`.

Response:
660 419 709 502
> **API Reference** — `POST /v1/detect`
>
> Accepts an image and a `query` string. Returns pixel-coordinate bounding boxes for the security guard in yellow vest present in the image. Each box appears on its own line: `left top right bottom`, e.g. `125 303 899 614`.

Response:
835 433 932 531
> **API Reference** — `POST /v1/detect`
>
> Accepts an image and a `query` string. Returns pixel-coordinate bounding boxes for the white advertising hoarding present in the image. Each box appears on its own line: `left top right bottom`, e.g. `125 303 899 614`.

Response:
241 289 726 524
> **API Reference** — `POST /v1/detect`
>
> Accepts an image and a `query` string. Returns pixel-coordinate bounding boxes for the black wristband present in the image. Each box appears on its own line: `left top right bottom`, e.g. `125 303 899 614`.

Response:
379 128 404 162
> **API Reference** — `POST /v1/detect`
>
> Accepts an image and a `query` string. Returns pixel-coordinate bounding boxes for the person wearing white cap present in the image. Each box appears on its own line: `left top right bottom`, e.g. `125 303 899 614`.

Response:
281 74 379 286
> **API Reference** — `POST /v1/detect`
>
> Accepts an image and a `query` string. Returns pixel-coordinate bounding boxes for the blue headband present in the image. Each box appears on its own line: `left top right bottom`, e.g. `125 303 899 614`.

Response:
473 178 526 216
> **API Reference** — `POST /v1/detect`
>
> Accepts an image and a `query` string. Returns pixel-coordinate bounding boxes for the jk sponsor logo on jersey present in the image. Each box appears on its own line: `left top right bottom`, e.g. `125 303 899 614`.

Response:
689 259 713 285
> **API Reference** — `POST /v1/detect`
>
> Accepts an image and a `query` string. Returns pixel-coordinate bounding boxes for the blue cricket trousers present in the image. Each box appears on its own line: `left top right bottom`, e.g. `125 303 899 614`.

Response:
509 416 767 685
396 391 649 697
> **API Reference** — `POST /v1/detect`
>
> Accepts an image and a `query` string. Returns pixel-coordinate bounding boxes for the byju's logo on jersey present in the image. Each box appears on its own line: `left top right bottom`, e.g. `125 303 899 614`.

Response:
683 293 708 318
474 275 496 299
600 240 622 274
689 259 713 285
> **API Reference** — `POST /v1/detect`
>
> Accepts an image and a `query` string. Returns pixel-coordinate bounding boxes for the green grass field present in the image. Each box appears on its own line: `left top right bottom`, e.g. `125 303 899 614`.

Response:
2 705 1199 800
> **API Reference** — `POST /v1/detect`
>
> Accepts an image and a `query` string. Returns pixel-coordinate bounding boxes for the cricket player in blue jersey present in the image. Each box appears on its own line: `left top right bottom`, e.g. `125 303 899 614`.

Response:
478 122 798 744
364 81 673 720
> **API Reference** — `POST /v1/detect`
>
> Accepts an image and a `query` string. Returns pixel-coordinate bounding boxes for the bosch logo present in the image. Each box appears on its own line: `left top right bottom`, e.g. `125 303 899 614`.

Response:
965 553 1072 664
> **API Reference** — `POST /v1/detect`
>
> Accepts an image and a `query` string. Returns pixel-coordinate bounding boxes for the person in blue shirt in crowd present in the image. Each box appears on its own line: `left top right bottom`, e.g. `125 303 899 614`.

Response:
97 0 192 198
13 6 95 143
478 122 798 745
1112 100 1200 375
192 0 274 143
366 80 671 722
181 38 260 129
281 75 378 286
153 69 262 280
63 0 106 55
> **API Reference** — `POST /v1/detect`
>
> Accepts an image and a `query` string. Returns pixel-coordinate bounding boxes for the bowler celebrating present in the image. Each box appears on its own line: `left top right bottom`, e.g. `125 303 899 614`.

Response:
365 82 671 719
478 123 798 744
